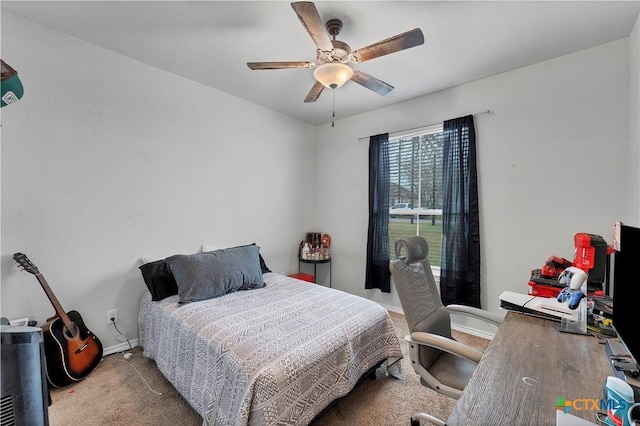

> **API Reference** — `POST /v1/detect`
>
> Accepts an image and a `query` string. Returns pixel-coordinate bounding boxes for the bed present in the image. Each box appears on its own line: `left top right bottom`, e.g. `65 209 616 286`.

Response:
138 251 403 426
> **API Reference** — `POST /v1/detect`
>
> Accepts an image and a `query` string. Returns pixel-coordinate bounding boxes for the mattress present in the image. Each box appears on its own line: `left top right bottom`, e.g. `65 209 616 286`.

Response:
138 272 402 426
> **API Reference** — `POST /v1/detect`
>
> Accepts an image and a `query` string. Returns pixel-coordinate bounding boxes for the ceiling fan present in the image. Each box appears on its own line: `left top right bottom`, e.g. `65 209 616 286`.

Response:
247 1 425 103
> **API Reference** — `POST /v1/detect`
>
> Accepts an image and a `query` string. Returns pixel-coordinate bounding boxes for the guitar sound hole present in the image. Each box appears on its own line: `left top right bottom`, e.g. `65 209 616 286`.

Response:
63 323 78 340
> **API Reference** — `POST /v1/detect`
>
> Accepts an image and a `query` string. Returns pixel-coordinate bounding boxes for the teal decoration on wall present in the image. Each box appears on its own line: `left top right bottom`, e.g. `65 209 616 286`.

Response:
1 59 24 107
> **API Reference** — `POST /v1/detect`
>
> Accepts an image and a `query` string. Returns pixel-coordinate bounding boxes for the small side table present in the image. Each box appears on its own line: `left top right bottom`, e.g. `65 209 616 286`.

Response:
298 258 331 287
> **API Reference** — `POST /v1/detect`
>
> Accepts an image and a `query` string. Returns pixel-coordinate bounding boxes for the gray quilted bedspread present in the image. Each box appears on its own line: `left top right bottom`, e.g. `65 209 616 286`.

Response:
138 273 403 426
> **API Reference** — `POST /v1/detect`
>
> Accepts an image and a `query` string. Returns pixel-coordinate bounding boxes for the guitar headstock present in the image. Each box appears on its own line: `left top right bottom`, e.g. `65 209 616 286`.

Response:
13 253 40 275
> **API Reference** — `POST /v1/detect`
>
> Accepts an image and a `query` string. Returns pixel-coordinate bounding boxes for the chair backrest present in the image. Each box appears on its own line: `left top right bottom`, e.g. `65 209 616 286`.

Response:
390 236 452 369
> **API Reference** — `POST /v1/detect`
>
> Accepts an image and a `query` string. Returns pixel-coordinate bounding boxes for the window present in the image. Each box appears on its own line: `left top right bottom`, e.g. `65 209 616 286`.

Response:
388 124 443 268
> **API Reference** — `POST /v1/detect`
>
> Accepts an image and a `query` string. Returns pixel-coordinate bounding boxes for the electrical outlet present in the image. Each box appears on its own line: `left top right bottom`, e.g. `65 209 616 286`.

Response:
106 309 118 325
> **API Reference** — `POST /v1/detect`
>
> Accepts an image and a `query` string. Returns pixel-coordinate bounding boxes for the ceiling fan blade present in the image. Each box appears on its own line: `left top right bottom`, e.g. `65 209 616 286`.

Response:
247 61 315 70
350 28 424 63
351 70 394 96
291 2 333 52
304 80 325 103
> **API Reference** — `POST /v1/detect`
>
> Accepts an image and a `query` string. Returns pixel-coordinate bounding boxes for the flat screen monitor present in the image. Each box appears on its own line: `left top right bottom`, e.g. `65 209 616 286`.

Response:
612 222 640 368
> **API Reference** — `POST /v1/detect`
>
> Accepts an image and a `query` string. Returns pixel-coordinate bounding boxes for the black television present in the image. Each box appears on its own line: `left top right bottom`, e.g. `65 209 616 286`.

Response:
611 222 640 374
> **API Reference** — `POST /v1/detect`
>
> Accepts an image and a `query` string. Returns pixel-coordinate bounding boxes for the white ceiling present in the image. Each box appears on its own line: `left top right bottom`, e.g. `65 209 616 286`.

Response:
2 1 639 125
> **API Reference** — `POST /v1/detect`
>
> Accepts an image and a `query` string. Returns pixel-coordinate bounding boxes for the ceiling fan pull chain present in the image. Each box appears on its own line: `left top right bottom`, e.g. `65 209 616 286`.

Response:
332 89 335 127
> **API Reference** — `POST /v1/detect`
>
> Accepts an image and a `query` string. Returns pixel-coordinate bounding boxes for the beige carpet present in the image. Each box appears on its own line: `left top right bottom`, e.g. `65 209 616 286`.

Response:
48 312 489 426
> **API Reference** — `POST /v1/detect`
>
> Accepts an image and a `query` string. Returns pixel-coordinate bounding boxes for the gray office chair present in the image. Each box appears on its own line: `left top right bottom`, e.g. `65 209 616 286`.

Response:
389 236 503 424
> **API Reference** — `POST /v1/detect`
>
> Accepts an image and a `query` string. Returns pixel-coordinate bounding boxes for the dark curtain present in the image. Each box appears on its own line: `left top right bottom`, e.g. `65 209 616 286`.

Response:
440 115 481 308
366 133 391 292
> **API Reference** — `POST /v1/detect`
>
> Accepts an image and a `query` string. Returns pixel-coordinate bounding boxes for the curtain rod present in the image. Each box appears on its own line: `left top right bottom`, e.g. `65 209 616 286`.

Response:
357 109 492 141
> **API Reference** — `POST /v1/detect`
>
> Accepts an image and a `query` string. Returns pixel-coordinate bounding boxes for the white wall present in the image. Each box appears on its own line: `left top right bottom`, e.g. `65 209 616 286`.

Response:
315 39 631 323
2 12 638 348
627 14 640 224
0 15 316 349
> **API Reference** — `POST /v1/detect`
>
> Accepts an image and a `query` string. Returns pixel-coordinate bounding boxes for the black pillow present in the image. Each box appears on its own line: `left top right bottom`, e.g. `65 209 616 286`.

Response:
139 257 179 301
258 252 271 274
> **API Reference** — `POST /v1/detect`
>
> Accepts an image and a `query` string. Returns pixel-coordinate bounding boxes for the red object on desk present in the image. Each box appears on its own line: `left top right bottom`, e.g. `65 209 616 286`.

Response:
288 273 314 283
528 281 562 298
573 233 614 281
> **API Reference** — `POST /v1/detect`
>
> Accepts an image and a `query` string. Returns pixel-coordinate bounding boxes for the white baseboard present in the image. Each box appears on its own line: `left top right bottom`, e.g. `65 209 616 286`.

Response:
383 303 404 315
380 302 495 341
103 339 139 356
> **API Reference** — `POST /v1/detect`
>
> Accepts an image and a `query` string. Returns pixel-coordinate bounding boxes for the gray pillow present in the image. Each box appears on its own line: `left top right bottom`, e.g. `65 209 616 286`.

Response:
168 245 264 304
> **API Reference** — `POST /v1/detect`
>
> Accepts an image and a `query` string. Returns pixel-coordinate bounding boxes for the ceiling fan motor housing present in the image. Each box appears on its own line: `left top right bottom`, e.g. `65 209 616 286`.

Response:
315 18 351 64
317 39 351 64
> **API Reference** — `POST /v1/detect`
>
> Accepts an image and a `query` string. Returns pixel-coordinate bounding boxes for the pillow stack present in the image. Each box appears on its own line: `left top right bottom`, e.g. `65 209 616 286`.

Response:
139 244 270 304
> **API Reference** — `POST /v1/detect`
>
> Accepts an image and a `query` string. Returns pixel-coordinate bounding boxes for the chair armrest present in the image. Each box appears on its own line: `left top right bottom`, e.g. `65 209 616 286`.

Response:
408 332 483 364
446 304 504 327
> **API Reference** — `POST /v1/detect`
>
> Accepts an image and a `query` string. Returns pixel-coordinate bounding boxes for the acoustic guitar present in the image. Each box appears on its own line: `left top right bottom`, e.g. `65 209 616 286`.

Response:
13 253 103 388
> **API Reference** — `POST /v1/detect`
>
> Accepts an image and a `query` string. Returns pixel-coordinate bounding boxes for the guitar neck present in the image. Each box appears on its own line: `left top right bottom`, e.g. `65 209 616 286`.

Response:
36 273 73 327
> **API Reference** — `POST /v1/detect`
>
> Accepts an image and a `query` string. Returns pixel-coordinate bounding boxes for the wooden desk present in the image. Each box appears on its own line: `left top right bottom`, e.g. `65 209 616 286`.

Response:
447 311 611 425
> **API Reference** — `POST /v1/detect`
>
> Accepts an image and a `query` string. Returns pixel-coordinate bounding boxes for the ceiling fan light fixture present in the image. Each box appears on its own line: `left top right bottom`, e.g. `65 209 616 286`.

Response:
313 62 353 89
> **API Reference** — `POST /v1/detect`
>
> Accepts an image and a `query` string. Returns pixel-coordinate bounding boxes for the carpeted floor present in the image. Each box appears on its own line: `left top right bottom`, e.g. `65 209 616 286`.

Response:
48 312 489 426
